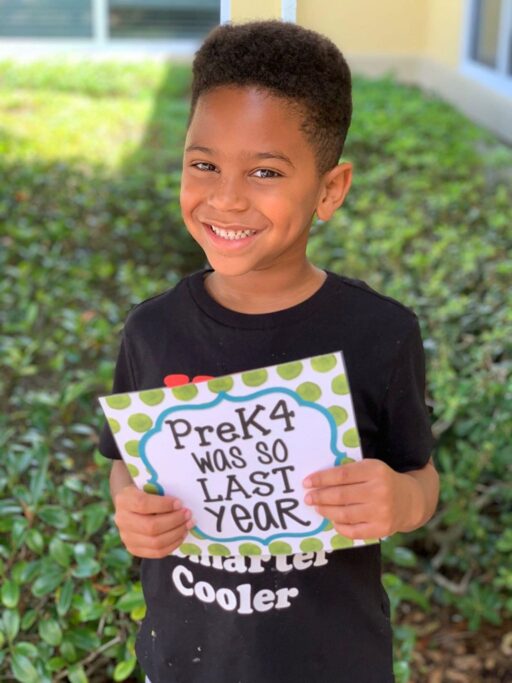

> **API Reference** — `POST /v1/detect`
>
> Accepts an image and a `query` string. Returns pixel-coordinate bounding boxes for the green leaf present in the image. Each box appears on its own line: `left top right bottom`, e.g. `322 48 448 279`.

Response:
20 609 37 630
25 528 45 554
390 547 417 568
31 566 66 597
49 537 73 568
13 641 39 658
60 639 77 663
39 618 63 646
68 664 89 683
11 653 39 683
57 578 74 616
47 656 67 672
67 626 100 652
3 608 20 641
38 506 71 529
83 503 108 535
72 558 101 578
116 587 145 613
113 657 137 681
1 579 20 608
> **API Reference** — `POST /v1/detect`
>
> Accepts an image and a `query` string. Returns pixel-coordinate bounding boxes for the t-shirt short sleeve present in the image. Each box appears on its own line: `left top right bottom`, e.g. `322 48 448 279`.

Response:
98 333 136 460
380 317 434 472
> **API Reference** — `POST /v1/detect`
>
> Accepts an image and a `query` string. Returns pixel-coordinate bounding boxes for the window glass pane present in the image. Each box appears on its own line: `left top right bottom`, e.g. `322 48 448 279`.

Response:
0 0 92 38
108 1 219 39
471 0 502 68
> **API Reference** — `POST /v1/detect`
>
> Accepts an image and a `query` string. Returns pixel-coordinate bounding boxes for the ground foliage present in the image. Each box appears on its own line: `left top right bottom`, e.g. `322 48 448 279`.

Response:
0 61 510 683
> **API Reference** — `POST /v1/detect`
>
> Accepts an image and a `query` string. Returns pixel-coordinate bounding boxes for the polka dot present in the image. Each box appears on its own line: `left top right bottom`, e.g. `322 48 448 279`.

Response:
332 374 349 395
276 361 303 380
300 538 324 552
124 440 140 457
143 483 159 495
126 464 139 478
242 369 268 387
107 418 120 434
311 354 337 372
331 534 354 550
179 543 201 556
339 456 356 465
208 377 234 393
323 520 334 531
172 384 198 401
128 413 153 432
342 428 360 448
296 382 322 402
139 389 164 406
269 541 292 555
364 538 379 545
328 405 348 426
208 543 230 556
105 395 131 409
239 543 262 556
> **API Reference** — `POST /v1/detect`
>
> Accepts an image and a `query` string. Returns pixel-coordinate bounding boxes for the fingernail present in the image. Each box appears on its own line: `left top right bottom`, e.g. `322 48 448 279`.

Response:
173 499 183 511
304 494 313 505
303 477 312 488
183 509 192 520
186 519 195 529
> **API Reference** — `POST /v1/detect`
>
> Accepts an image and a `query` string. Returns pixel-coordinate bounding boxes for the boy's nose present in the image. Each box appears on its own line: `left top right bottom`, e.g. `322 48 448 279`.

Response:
207 176 249 212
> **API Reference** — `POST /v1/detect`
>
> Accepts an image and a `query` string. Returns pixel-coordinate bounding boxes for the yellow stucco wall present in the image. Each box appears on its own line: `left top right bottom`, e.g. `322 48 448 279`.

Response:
230 0 465 68
231 0 281 23
296 0 428 56
423 0 464 67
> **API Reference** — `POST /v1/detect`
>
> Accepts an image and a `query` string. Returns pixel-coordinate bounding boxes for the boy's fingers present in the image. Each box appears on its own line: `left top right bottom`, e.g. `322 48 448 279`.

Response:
124 524 189 554
303 461 371 489
115 508 192 536
314 503 372 526
304 482 368 507
117 486 183 515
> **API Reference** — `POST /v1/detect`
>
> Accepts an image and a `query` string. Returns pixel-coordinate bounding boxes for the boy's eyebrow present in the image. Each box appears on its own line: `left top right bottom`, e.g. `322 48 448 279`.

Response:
185 145 295 168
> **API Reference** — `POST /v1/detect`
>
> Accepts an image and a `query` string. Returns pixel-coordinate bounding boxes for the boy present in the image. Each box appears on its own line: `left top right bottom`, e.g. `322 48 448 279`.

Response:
99 20 439 683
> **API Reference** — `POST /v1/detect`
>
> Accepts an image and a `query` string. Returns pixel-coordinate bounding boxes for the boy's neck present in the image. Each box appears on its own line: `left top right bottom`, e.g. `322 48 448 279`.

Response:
203 261 327 314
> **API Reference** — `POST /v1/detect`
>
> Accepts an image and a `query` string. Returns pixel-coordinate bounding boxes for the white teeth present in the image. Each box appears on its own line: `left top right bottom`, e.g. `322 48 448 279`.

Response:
210 224 256 240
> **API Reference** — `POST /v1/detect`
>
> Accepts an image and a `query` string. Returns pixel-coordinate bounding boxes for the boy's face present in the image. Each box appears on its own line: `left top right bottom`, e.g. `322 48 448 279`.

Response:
180 85 350 279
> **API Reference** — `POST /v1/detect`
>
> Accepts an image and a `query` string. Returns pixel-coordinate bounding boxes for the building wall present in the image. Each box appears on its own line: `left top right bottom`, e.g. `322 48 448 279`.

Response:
231 0 281 22
296 0 428 57
228 0 511 144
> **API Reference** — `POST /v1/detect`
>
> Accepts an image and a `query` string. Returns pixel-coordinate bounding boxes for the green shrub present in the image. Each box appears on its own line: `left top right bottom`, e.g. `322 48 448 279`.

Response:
1 63 510 682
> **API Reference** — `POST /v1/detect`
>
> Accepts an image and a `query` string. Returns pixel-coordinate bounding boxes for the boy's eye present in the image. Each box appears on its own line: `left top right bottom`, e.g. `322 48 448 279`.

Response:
190 163 281 179
253 168 281 179
192 162 217 172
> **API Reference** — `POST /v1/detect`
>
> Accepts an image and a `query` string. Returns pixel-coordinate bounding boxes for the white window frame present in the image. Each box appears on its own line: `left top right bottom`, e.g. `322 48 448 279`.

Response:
461 0 512 98
0 0 220 58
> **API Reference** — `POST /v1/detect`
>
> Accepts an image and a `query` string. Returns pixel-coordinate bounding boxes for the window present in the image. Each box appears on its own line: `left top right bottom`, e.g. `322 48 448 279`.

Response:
109 1 219 40
0 0 219 42
464 0 512 94
0 0 93 38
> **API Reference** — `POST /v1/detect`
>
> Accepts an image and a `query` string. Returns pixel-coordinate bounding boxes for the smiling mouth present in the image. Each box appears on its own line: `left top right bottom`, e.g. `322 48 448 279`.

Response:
205 223 257 241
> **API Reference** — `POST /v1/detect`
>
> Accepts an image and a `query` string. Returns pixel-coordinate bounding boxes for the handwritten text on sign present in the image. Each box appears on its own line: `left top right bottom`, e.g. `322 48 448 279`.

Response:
139 389 345 545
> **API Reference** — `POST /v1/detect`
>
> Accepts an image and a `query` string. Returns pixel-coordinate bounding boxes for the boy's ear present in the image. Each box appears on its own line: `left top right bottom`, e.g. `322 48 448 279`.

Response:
316 162 352 221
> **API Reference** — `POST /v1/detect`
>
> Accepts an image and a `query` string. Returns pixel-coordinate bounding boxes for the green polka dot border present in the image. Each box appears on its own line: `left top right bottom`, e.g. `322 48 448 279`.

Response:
128 413 153 433
242 369 268 387
139 389 165 406
105 394 131 410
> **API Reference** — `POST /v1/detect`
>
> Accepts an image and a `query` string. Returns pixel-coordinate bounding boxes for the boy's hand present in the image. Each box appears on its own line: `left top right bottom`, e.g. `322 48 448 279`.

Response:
113 485 193 559
303 459 429 539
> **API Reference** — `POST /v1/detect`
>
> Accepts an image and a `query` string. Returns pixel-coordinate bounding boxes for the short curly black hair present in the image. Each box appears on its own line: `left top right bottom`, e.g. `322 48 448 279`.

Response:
189 20 352 175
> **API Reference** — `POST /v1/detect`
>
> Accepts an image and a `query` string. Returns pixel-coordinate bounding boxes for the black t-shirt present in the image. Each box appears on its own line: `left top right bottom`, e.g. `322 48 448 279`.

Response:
99 269 433 683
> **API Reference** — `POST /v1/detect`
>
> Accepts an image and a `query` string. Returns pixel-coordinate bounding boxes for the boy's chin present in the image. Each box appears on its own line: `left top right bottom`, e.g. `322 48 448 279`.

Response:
203 255 259 279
